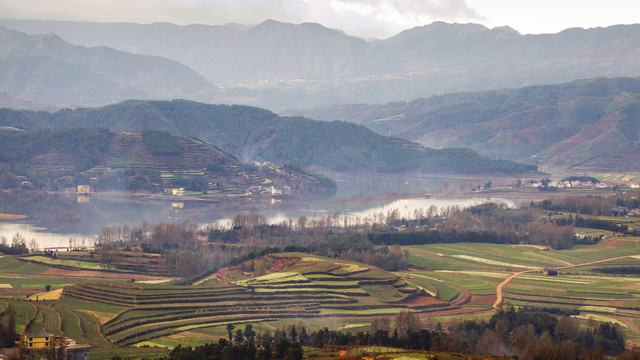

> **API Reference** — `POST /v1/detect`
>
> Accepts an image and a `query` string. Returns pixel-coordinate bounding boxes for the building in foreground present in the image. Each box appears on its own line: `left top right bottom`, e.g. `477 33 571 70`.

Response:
20 332 90 360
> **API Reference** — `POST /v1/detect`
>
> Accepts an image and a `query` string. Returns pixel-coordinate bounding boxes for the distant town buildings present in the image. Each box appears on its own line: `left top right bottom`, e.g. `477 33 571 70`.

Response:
519 179 608 190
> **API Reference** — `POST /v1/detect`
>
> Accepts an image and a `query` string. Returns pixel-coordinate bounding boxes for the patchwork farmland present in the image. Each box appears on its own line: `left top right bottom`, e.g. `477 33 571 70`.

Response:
2 215 640 356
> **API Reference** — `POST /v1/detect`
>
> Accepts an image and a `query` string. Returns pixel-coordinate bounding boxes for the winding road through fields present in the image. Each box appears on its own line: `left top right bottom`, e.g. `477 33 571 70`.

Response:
493 255 637 309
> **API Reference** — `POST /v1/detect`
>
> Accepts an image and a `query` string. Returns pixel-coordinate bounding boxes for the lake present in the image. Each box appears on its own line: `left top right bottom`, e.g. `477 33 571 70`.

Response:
0 173 519 249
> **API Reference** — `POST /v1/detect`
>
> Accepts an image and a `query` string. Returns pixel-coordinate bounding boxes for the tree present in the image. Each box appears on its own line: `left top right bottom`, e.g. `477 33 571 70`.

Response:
11 232 25 247
370 317 391 334
45 284 51 292
235 328 245 343
288 325 298 342
593 322 625 354
0 304 16 347
395 310 419 337
555 316 579 342
28 238 38 252
283 342 303 360
298 326 309 346
226 324 235 342
244 324 256 343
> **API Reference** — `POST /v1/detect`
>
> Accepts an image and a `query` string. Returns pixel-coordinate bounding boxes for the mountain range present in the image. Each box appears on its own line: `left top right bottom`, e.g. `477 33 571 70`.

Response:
1 19 640 110
0 25 218 107
0 100 535 175
284 77 640 171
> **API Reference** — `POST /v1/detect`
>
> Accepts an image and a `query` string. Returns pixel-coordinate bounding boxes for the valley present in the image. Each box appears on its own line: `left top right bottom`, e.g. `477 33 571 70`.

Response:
1 180 640 359
1 6 640 359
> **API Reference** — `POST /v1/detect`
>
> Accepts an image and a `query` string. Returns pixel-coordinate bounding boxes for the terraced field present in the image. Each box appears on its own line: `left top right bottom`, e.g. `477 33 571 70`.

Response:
53 254 448 347
3 226 640 353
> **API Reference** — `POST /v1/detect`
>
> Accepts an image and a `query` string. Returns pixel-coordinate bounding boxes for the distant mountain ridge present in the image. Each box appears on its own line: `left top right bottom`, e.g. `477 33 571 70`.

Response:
0 25 218 107
1 19 639 110
0 100 535 174
284 77 640 171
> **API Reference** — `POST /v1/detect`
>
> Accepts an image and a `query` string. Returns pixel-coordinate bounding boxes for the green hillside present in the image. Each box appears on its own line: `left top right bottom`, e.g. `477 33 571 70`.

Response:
0 128 334 196
0 100 536 174
287 77 640 171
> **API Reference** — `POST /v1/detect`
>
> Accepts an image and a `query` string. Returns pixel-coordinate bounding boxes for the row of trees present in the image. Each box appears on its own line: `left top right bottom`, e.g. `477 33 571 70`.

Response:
161 308 632 360
0 233 31 255
445 307 626 358
166 338 302 360
86 191 640 277
532 194 639 217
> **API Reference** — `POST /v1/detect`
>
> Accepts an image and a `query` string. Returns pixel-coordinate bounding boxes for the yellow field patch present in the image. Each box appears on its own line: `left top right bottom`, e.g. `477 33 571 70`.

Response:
135 340 171 348
80 310 113 324
572 314 627 328
300 256 324 262
456 271 511 279
579 305 617 313
338 324 368 330
517 275 591 284
137 279 173 284
0 284 13 288
193 274 217 285
33 288 63 300
342 264 367 272
451 255 540 269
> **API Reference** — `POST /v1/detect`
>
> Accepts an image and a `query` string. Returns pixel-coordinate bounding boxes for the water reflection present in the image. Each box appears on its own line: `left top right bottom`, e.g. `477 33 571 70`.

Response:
212 197 516 228
0 173 510 248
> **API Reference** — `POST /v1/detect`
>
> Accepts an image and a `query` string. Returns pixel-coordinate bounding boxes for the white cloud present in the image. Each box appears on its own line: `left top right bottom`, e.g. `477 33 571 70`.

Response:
0 0 483 38
0 0 638 38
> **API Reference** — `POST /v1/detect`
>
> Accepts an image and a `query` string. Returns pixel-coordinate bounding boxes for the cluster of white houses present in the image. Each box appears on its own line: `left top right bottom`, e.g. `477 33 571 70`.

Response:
520 179 609 189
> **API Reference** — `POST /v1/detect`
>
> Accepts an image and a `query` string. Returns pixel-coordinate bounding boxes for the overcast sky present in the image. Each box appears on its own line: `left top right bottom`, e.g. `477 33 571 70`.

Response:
0 0 638 39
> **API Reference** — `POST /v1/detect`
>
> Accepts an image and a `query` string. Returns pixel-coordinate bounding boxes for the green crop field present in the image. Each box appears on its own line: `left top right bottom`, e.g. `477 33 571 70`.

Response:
2 204 640 357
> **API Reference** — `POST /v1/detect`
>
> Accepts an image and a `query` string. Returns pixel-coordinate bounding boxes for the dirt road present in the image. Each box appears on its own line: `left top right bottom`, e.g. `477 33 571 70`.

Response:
493 255 635 309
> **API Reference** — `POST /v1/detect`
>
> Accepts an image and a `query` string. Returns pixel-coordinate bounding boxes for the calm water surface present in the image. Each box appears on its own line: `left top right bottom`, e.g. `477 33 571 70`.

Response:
0 173 519 249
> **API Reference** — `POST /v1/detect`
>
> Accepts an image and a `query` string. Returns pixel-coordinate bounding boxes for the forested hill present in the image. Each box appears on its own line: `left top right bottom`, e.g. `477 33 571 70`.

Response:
0 128 335 195
285 77 640 171
0 100 536 174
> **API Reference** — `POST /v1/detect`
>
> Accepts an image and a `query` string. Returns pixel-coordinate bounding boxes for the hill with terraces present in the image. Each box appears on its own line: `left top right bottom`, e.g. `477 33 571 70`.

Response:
0 128 335 197
58 253 451 347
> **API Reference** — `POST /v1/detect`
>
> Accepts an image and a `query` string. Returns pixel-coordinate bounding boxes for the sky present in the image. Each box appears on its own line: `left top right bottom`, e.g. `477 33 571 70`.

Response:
0 0 638 39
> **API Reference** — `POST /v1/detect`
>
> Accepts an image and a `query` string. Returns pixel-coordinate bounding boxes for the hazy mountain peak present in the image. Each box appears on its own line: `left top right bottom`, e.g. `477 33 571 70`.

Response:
425 21 488 32
491 25 519 34
381 21 489 43
0 25 218 107
252 19 345 36
254 19 288 29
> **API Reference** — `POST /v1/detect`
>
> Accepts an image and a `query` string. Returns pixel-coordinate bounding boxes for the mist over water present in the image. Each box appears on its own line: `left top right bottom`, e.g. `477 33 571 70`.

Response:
0 173 515 248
